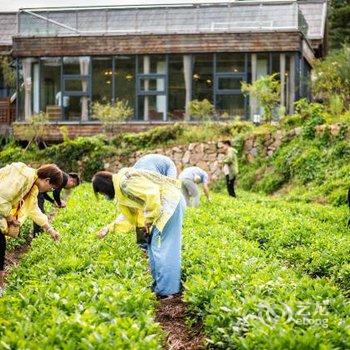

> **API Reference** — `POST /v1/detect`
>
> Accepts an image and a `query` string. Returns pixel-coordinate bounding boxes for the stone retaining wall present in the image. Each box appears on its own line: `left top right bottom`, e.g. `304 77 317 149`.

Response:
103 123 347 180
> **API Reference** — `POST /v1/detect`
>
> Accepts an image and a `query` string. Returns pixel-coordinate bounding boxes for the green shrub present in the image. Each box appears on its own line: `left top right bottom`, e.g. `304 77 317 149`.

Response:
241 74 281 123
188 99 214 120
0 185 164 349
42 136 115 178
279 114 304 129
118 124 185 150
254 171 286 194
183 192 350 349
312 46 350 110
92 100 133 133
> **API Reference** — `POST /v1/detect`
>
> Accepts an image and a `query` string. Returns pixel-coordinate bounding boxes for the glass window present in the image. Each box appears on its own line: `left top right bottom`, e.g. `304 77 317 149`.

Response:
40 57 61 120
216 94 245 119
92 57 112 103
115 55 135 115
63 56 90 75
218 77 243 90
138 95 166 121
140 77 165 92
64 78 89 92
271 53 280 75
301 59 311 99
168 54 190 121
257 53 269 79
192 54 213 102
138 55 166 74
65 95 84 121
216 53 245 73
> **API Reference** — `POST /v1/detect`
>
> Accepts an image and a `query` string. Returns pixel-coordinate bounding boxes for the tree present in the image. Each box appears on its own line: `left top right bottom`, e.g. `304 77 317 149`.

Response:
21 112 49 150
92 99 133 133
312 45 350 110
188 99 215 121
329 0 350 50
0 56 16 89
241 74 281 123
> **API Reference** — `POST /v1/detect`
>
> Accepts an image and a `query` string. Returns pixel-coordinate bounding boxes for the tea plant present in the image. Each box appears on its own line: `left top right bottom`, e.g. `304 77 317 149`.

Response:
0 184 163 349
183 193 350 349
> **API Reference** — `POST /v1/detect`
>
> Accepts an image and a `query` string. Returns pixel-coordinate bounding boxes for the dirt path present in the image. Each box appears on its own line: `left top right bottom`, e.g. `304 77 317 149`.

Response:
5 235 33 271
156 294 204 350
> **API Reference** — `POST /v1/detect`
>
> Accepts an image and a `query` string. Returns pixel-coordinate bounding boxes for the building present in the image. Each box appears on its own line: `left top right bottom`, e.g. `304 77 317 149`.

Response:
0 0 327 140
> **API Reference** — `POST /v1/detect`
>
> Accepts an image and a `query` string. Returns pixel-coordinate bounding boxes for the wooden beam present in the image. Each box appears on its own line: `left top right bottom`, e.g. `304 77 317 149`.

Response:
12 32 302 57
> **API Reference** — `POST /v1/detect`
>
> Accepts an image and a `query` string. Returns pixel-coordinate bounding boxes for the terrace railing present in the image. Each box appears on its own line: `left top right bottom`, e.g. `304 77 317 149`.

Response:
17 2 308 37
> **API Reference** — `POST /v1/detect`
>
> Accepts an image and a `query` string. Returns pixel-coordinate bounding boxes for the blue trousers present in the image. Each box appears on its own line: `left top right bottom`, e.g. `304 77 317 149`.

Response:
147 197 186 296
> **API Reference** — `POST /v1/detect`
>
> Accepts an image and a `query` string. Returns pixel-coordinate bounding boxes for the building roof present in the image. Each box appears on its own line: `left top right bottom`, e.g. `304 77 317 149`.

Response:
0 13 17 46
0 1 327 47
299 0 327 39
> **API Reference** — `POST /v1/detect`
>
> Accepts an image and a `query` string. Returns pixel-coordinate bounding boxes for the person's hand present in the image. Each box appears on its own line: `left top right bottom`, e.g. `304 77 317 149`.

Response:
47 227 60 242
58 201 66 208
97 227 109 239
6 215 20 227
144 223 153 235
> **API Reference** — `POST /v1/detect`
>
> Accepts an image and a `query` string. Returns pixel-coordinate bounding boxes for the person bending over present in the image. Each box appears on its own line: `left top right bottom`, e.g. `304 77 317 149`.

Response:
92 169 185 299
179 166 210 207
133 154 177 178
33 172 80 236
0 163 63 292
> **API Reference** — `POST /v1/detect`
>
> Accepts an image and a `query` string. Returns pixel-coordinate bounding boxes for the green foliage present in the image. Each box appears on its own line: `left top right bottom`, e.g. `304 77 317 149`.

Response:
230 119 254 136
1 163 349 349
0 185 163 349
43 136 115 179
183 193 350 349
21 112 50 149
241 74 281 123
279 114 304 129
240 123 350 205
188 99 214 120
294 98 325 120
1 122 243 180
92 100 133 133
329 94 345 116
329 0 350 50
313 46 350 110
117 123 185 150
301 114 326 140
0 56 16 89
59 125 70 143
0 143 30 168
253 168 286 194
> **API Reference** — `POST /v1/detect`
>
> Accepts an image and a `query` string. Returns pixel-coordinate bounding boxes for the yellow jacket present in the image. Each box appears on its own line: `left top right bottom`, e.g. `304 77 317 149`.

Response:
108 168 182 233
0 162 49 234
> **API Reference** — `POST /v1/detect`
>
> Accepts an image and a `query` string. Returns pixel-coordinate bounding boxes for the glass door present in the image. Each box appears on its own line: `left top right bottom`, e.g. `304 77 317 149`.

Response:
62 57 91 121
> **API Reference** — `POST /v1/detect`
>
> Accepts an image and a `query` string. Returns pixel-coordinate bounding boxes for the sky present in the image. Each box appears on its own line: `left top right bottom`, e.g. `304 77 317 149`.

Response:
0 0 247 12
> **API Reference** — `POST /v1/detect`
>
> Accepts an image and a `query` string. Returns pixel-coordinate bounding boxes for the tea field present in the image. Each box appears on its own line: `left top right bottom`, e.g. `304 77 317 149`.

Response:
0 184 349 349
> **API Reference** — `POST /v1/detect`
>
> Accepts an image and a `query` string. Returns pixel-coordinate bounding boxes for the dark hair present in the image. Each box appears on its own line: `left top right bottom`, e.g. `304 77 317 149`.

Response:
68 172 81 185
223 140 232 146
92 171 115 199
37 164 63 188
